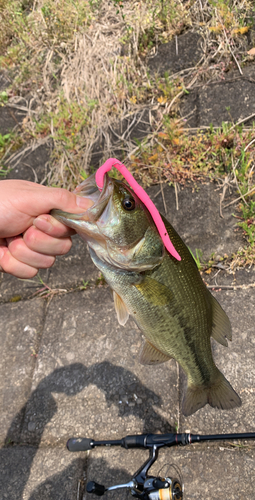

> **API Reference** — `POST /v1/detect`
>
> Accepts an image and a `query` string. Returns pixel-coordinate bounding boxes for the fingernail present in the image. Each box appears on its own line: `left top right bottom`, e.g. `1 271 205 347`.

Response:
33 215 53 233
0 248 4 260
76 195 94 209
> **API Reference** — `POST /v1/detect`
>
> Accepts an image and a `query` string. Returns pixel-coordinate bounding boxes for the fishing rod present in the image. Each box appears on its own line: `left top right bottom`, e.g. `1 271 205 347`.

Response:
67 430 255 499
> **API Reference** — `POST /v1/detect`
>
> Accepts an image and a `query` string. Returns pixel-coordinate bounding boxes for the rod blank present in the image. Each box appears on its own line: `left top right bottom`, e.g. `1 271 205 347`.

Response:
67 432 255 452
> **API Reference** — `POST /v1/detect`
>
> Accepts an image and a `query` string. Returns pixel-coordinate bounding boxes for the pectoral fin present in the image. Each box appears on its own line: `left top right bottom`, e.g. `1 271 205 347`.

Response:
211 295 232 347
135 277 173 306
113 291 129 326
139 340 172 365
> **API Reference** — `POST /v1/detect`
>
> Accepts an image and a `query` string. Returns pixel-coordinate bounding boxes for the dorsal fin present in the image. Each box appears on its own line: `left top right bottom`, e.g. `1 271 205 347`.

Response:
211 295 232 347
139 340 171 365
113 291 129 326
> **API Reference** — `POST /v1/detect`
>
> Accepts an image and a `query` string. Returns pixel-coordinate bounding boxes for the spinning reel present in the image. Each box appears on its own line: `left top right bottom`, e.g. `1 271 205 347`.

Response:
67 430 255 499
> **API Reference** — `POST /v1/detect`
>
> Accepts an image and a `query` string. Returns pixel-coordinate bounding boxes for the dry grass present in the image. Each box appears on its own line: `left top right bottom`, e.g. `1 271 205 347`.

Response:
0 0 254 264
1 0 253 186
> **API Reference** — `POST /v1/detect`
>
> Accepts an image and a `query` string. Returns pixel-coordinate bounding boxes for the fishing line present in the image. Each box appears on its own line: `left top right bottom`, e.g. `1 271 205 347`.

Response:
95 158 181 261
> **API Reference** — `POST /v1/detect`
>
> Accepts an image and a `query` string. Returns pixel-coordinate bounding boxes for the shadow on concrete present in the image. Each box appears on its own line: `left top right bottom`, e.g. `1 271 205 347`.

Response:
1 361 172 499
4 363 88 447
27 458 86 500
27 457 132 500
7 361 172 447
88 361 173 433
1 364 87 499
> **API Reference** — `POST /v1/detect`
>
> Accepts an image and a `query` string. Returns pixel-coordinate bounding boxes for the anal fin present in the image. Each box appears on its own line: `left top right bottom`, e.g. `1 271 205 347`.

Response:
139 340 171 365
113 291 129 326
211 295 232 347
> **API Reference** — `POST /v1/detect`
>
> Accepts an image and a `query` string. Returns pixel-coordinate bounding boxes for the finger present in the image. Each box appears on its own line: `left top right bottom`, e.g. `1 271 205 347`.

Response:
38 186 95 214
33 214 76 238
16 182 94 217
6 236 56 269
0 181 95 239
23 225 72 256
0 245 38 278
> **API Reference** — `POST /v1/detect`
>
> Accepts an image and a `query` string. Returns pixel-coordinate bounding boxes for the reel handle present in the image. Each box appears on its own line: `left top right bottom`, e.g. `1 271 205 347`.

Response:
86 481 106 496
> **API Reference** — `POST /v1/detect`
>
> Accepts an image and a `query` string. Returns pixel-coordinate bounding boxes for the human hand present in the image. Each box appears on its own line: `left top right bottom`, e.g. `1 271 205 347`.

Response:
0 180 92 278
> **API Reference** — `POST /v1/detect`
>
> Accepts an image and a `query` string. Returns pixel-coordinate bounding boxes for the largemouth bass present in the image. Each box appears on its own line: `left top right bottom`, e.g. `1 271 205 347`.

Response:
51 173 241 416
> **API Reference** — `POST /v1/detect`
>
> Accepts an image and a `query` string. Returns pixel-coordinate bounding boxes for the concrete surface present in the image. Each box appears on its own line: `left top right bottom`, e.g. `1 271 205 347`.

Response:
0 180 254 499
181 65 255 128
147 32 203 77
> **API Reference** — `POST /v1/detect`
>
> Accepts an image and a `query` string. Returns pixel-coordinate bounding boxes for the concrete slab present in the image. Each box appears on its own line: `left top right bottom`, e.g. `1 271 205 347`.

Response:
181 65 255 128
19 288 178 447
147 182 244 259
179 288 255 434
0 269 49 304
147 32 203 77
0 299 45 444
0 446 85 500
48 235 99 289
0 105 26 136
6 143 51 184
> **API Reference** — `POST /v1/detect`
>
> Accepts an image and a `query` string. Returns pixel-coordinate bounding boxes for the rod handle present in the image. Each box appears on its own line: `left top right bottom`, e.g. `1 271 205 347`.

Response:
66 437 94 451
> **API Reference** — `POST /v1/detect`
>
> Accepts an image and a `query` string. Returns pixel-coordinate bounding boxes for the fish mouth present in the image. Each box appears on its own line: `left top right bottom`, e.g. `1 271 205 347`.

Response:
51 173 114 228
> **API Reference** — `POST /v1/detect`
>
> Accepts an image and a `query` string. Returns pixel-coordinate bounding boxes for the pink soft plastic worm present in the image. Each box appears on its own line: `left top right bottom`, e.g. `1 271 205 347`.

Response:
95 158 181 261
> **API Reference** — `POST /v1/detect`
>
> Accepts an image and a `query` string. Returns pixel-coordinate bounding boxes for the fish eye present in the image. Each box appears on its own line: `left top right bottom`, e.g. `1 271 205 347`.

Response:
122 197 136 211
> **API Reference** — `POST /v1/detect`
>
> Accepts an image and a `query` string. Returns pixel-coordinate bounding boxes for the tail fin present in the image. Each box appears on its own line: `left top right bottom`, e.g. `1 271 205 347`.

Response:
182 371 242 417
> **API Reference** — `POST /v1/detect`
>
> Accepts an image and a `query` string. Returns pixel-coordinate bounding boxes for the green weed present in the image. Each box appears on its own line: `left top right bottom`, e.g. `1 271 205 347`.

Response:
0 133 11 149
79 280 89 290
80 169 89 181
0 91 8 104
0 132 23 176
188 248 205 271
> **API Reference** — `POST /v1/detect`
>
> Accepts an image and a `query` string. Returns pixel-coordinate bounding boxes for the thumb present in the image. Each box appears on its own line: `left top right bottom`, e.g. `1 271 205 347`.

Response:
32 186 93 215
32 187 94 237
